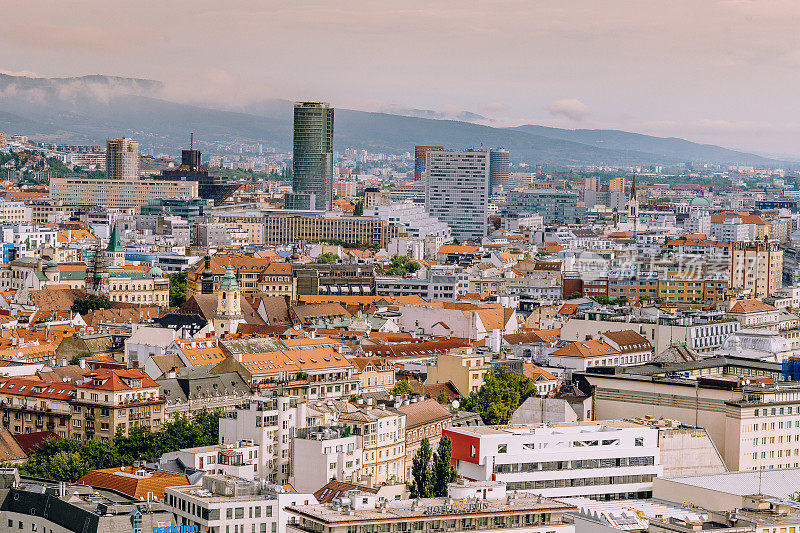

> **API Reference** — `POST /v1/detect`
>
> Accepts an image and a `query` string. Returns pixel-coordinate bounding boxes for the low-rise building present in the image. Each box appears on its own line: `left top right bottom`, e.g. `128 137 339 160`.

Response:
292 426 363 493
395 399 453 482
445 421 662 499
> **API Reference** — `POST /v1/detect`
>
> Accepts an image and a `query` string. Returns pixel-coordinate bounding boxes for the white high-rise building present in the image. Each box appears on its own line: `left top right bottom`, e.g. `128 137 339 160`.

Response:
424 149 489 243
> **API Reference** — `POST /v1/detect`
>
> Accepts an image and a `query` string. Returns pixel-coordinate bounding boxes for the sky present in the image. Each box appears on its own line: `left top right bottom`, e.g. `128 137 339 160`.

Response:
2 0 800 155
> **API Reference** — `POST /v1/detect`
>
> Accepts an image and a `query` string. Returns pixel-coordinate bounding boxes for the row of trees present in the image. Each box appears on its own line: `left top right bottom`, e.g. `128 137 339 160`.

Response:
410 436 456 498
19 410 222 482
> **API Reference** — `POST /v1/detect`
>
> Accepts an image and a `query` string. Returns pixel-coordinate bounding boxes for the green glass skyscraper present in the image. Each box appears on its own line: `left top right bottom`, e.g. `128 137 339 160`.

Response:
288 102 334 211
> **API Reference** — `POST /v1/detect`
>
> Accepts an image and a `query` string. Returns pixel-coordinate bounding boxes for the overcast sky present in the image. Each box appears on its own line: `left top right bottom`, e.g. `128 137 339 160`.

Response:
3 0 800 155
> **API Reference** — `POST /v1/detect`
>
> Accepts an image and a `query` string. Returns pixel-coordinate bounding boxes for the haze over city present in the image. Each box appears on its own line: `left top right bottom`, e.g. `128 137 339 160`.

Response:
4 0 800 154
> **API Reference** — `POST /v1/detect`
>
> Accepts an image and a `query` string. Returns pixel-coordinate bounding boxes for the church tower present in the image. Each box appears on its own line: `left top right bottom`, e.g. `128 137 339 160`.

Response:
213 262 244 335
201 255 214 295
104 223 125 268
627 172 639 221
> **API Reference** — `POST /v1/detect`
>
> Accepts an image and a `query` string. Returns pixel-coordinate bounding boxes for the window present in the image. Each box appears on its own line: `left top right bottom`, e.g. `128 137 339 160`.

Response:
497 444 507 453
634 438 644 446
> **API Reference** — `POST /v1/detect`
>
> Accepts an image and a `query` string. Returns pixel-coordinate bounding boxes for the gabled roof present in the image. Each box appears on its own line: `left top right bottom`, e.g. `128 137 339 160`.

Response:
78 368 159 392
549 339 619 358
730 299 776 313
602 330 651 353
395 398 452 429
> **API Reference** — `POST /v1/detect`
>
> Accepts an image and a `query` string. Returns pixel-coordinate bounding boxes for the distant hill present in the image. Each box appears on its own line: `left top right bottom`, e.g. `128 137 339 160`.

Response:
0 74 782 167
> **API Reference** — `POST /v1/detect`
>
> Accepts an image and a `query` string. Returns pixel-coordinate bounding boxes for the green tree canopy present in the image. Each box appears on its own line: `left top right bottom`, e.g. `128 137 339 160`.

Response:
460 367 537 425
431 435 457 496
410 438 433 498
70 295 112 315
168 270 188 307
315 252 339 264
390 380 415 397
385 255 421 276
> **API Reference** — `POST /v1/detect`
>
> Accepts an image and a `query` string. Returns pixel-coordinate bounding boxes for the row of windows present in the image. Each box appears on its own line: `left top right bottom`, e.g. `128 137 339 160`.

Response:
506 473 656 490
494 455 655 473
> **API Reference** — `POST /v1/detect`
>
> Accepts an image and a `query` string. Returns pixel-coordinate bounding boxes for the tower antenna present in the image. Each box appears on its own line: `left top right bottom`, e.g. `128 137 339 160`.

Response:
190 132 194 151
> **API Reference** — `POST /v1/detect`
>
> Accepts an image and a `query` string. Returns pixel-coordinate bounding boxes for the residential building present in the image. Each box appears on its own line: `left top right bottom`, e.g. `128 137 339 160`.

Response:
547 330 652 371
427 348 490 396
292 426 363 493
161 441 260 478
425 149 490 242
730 241 783 298
0 377 74 437
445 421 661 499
291 102 334 211
0 199 27 223
71 368 165 442
106 137 140 180
219 393 307 484
351 357 396 394
157 367 252 422
395 398 453 482
286 481 576 533
339 404 406 485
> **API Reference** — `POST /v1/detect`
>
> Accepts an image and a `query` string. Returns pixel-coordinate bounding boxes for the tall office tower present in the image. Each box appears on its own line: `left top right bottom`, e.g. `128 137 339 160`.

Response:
105 137 140 180
414 145 444 181
290 102 334 210
425 149 489 242
488 148 510 192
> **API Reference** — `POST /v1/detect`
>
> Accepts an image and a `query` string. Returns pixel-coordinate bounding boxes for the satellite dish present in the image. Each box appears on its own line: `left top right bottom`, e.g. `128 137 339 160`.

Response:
451 400 460 409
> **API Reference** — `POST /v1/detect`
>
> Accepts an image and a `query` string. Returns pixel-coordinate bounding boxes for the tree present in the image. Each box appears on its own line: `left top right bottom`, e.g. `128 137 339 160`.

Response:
315 252 339 264
390 380 415 397
353 201 364 216
385 255 421 276
410 438 433 498
436 389 450 404
168 270 188 307
460 367 537 425
71 295 112 315
565 291 582 300
68 351 90 366
431 435 457 496
592 295 611 305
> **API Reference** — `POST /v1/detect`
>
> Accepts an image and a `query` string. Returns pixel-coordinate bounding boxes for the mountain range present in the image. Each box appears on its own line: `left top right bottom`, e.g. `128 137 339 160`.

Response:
0 74 782 167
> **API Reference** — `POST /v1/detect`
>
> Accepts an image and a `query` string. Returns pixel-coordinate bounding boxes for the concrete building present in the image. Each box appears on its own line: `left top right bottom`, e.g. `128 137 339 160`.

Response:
161 442 260 479
489 147 510 192
0 469 174 533
286 481 576 533
366 201 452 240
339 404 406 485
0 199 27 223
106 137 140 180
424 149 489 242
292 426 363 493
445 421 662 499
578 368 800 471
730 241 783 298
291 102 334 211
50 176 199 209
165 474 318 533
503 190 586 224
219 394 307 484
414 145 443 181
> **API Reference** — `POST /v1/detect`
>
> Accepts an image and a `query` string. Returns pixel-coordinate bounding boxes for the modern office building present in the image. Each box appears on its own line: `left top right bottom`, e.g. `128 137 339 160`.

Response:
424 149 489 242
445 421 662 499
489 147 510 191
503 189 586 224
414 145 444 180
366 201 452 240
106 137 140 180
50 176 199 209
291 102 334 211
578 367 800 471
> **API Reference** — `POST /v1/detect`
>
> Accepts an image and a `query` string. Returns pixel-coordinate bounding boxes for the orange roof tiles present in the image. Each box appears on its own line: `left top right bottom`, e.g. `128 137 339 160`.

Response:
77 466 188 500
549 339 618 358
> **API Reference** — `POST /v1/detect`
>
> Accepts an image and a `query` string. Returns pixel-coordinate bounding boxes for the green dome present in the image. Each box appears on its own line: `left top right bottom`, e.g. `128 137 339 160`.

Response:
689 196 711 207
148 266 164 277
